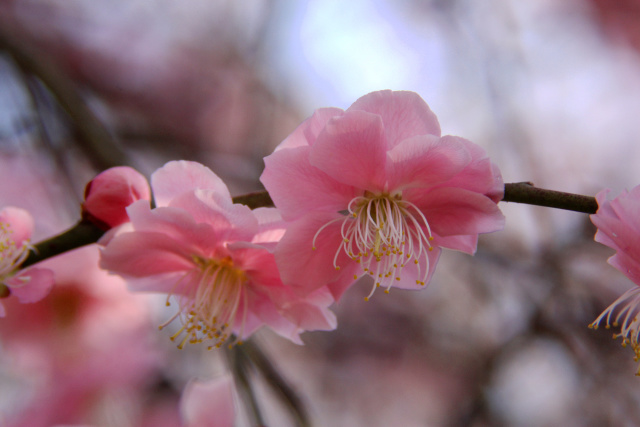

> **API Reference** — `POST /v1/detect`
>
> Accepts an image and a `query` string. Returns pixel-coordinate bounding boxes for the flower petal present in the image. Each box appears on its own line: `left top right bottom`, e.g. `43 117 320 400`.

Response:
126 201 241 256
100 231 194 278
274 212 357 294
434 234 479 254
411 187 505 237
151 161 231 207
309 110 388 190
387 246 442 290
5 268 54 303
432 137 504 201
276 107 344 150
347 90 441 148
386 135 472 190
261 146 356 221
0 207 33 246
180 375 236 427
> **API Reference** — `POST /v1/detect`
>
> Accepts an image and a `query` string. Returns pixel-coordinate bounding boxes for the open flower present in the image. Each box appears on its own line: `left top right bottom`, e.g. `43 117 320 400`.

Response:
261 90 504 301
589 186 640 374
180 375 236 427
0 207 54 317
100 161 336 349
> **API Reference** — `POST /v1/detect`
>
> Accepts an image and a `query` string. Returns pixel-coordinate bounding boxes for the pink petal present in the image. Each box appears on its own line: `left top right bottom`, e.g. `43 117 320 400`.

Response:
126 201 235 256
309 110 388 191
592 213 640 262
242 293 307 343
83 166 151 228
274 212 358 294
386 135 472 191
261 146 356 221
6 267 54 303
0 206 33 246
411 187 505 237
227 242 282 287
280 286 338 331
151 161 231 207
347 90 441 148
611 195 640 235
326 273 359 301
100 231 195 279
434 234 479 254
251 207 285 245
116 271 192 295
382 246 442 290
0 302 5 317
276 107 344 150
431 137 504 200
180 375 236 427
609 252 640 285
168 190 258 243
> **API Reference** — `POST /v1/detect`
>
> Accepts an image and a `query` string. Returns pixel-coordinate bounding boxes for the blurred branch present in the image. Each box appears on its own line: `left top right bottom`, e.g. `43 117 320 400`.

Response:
230 344 267 427
242 340 311 427
0 26 128 169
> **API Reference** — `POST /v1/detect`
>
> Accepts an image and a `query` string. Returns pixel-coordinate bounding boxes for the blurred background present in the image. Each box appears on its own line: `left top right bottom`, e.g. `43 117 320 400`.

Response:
1 0 640 426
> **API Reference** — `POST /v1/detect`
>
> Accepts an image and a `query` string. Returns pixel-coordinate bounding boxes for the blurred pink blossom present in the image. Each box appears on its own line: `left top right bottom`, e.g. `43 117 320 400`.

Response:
261 90 504 301
100 161 336 350
0 207 54 317
0 246 163 427
590 186 640 373
180 375 236 427
82 166 151 230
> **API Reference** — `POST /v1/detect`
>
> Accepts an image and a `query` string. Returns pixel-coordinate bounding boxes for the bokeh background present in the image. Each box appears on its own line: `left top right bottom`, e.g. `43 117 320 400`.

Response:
1 0 640 426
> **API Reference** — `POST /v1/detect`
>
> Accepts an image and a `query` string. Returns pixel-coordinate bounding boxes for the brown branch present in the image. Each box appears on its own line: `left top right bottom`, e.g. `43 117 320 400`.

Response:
502 182 598 214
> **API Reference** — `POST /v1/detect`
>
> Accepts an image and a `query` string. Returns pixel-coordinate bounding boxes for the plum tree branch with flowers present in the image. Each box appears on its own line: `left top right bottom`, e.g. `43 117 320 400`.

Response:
1 89 638 425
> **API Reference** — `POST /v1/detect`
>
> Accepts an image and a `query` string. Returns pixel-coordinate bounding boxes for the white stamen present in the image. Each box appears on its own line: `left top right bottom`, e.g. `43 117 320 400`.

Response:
590 287 640 375
161 255 248 349
0 222 32 287
316 192 434 300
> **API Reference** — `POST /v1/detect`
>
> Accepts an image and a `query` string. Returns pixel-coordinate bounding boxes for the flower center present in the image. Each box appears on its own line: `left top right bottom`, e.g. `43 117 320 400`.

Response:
160 255 248 350
313 191 434 300
590 287 640 375
0 221 31 285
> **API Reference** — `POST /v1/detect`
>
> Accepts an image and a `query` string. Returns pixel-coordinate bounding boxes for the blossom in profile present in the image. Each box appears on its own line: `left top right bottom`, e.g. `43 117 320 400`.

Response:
100 161 336 349
589 186 640 374
261 90 504 301
0 207 54 317
180 375 236 427
82 166 151 230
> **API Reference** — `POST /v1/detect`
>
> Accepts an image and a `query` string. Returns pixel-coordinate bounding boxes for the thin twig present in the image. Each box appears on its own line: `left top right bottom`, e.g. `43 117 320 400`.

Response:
502 182 598 214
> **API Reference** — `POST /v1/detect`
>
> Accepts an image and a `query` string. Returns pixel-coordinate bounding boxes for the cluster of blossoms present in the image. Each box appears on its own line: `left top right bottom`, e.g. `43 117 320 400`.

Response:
92 90 505 351
10 88 640 424
6 90 640 373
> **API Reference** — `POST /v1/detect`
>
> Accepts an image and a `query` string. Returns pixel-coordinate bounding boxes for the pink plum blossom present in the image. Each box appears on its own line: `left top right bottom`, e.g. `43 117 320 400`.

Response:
180 375 236 427
100 161 336 349
0 207 54 317
82 166 151 230
590 186 640 374
261 90 505 301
